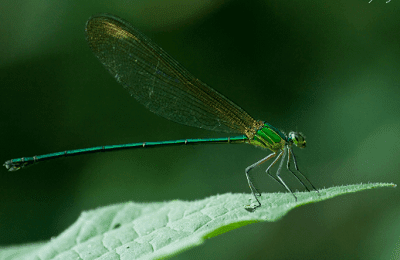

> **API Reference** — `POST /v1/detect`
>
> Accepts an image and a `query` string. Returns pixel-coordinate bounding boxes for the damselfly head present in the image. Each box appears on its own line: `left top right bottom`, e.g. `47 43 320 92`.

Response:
288 132 306 148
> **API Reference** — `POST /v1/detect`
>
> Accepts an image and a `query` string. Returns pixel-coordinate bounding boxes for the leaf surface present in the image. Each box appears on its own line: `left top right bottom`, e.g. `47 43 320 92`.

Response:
0 183 395 260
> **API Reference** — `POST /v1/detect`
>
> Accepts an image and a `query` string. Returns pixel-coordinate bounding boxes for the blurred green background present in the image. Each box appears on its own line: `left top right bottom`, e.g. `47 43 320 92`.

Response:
1 0 399 259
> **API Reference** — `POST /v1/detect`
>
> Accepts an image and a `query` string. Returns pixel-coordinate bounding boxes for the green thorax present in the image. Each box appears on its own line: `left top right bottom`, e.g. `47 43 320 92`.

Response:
248 122 287 152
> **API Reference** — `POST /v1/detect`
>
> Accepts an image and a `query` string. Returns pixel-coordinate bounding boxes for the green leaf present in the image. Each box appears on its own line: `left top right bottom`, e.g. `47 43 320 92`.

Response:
0 183 395 260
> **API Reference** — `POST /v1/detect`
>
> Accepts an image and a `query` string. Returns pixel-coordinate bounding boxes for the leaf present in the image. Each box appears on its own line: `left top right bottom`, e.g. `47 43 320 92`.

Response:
0 183 395 260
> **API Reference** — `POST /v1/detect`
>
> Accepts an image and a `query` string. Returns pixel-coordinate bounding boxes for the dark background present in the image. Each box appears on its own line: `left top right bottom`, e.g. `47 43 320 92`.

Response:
1 0 399 259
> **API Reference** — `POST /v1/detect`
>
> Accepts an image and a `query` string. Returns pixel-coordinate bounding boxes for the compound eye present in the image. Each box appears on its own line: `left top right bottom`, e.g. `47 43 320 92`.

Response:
289 132 306 148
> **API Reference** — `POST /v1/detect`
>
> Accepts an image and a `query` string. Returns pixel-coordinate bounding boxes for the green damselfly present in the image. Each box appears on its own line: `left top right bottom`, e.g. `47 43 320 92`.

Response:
4 14 318 211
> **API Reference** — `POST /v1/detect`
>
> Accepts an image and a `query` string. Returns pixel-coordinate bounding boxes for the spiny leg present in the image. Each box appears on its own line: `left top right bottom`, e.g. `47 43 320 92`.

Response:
274 147 297 201
265 151 287 189
290 148 319 193
245 153 276 196
245 153 276 211
286 148 311 192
